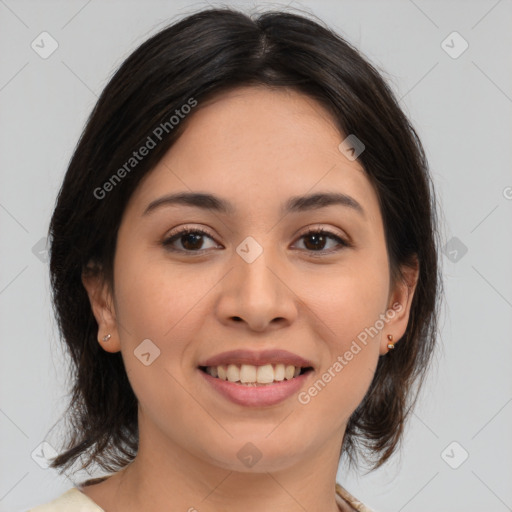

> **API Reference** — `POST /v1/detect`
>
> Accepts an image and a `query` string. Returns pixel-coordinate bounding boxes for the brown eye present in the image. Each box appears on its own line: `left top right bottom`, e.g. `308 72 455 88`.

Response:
295 229 350 253
162 228 219 252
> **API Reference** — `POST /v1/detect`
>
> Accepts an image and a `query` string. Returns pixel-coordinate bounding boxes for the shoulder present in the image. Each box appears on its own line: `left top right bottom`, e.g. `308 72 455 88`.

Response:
335 483 376 512
27 487 105 512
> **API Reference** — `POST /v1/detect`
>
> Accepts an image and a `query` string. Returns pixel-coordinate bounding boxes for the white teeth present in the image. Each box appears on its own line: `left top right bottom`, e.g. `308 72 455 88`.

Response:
274 364 285 381
256 364 274 384
240 364 257 383
204 363 306 384
217 365 227 380
226 364 239 382
285 364 295 380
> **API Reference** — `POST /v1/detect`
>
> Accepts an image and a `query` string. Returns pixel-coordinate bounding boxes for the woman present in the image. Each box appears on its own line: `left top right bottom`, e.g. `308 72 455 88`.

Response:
29 6 440 512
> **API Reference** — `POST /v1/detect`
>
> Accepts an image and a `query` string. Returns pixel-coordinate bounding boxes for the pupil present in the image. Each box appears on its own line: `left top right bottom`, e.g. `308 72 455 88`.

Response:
182 233 203 250
305 233 325 250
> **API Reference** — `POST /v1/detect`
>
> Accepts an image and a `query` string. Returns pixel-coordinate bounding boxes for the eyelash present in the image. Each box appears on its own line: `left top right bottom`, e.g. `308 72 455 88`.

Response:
162 226 352 256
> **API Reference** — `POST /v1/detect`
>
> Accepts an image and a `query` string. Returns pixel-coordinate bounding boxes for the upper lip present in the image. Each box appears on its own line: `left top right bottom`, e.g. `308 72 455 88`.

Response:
198 349 314 369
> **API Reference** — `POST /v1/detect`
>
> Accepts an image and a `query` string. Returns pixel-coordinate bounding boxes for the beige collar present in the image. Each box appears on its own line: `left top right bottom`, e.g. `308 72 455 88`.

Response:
335 483 375 512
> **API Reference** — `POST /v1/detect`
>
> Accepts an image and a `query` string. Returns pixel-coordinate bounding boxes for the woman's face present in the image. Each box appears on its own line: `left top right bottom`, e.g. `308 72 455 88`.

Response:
85 86 416 473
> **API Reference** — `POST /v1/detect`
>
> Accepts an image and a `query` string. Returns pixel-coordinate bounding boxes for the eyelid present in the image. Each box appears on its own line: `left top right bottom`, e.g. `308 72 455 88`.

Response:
299 224 349 240
165 224 217 241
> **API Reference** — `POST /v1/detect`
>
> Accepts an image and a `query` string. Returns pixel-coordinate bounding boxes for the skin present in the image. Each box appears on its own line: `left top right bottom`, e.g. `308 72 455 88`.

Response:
81 86 418 512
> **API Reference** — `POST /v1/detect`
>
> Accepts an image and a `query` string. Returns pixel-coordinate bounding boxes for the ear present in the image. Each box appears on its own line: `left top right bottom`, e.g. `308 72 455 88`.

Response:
379 256 420 355
81 264 121 353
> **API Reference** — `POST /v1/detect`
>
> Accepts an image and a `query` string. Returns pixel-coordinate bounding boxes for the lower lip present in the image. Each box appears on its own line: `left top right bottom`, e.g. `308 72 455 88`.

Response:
199 369 312 407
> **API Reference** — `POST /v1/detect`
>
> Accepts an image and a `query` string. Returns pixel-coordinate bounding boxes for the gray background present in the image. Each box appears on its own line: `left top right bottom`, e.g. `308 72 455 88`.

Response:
1 1 511 511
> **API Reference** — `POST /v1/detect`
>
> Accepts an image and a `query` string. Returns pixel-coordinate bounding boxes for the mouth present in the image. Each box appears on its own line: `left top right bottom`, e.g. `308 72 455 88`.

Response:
198 362 315 407
197 349 315 406
198 363 314 386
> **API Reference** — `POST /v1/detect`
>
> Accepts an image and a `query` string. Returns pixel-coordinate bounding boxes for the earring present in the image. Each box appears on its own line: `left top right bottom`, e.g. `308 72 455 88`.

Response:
386 334 395 350
102 334 111 342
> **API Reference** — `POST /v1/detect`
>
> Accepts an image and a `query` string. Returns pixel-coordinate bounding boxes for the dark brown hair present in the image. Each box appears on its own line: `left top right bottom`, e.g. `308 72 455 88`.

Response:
48 6 441 475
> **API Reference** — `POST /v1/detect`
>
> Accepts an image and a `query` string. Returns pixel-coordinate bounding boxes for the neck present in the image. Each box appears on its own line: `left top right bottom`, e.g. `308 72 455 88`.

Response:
104 416 345 512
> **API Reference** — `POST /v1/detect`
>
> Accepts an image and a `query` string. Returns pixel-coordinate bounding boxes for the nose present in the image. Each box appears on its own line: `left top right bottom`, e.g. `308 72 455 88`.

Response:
215 246 298 332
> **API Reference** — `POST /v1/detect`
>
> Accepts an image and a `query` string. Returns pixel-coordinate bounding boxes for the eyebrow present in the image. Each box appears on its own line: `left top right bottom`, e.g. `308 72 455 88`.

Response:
143 191 365 217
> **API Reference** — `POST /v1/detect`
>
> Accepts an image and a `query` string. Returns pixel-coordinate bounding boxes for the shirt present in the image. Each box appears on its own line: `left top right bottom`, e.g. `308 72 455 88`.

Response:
27 482 375 511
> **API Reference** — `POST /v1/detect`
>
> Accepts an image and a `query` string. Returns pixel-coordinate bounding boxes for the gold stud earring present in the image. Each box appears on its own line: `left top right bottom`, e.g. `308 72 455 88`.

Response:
102 333 111 342
386 334 395 350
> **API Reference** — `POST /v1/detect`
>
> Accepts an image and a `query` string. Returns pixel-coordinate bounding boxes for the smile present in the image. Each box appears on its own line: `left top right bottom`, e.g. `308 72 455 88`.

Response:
198 363 314 407
199 363 313 385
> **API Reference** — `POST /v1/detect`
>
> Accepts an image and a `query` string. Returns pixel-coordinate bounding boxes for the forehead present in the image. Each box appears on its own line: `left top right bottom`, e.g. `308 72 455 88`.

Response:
171 85 347 171
126 86 380 223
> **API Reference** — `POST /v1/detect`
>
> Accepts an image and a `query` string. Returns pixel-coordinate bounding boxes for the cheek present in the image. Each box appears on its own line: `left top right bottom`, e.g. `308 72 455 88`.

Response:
112 248 220 399
299 252 389 418
308 248 390 342
111 252 209 428
113 245 213 340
